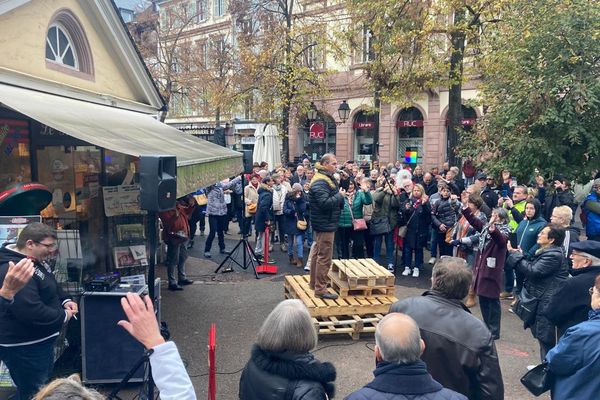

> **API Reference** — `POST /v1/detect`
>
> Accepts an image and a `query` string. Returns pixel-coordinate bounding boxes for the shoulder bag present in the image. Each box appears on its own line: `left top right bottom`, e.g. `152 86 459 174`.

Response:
348 198 367 231
369 216 391 236
295 203 307 231
398 206 417 238
520 361 553 396
246 203 257 215
512 285 540 326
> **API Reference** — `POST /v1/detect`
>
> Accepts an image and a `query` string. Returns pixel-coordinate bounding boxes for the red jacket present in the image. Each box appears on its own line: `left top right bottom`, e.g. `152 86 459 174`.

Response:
159 203 194 243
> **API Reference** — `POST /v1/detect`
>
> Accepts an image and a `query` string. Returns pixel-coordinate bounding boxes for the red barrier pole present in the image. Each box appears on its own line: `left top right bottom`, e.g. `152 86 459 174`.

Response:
263 226 270 264
208 323 216 400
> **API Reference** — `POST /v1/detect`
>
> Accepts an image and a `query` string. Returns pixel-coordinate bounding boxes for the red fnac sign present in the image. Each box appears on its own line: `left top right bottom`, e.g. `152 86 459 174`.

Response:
309 122 325 139
397 119 424 128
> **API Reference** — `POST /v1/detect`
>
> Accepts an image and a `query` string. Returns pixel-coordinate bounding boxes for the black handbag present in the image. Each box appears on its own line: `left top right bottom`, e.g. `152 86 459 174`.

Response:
513 286 539 326
520 361 553 396
369 216 391 236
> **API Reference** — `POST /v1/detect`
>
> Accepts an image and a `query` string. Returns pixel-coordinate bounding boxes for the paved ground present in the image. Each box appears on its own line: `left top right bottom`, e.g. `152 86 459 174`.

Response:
1 227 550 399
91 228 549 400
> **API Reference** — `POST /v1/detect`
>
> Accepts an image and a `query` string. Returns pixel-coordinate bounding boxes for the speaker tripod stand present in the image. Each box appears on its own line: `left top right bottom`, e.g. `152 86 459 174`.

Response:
214 173 260 279
107 349 153 400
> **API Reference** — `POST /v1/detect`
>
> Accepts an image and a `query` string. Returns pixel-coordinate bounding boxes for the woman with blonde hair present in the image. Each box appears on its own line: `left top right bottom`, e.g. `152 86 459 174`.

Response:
239 299 336 399
33 374 103 400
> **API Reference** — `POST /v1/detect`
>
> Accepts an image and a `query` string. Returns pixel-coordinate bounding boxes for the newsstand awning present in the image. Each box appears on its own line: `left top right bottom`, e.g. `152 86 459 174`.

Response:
0 84 242 197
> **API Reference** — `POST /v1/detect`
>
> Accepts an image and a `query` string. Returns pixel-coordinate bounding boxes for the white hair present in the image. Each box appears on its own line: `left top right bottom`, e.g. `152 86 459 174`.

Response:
375 314 422 364
257 299 317 353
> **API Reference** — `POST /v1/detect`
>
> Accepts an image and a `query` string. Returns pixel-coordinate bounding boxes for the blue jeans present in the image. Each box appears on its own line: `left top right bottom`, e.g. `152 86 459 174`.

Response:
429 228 438 258
403 243 424 269
373 231 394 266
0 336 57 400
287 233 305 258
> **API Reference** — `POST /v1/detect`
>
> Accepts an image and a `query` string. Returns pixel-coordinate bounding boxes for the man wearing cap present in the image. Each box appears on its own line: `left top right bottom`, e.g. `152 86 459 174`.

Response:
583 179 600 241
476 173 499 211
547 240 600 336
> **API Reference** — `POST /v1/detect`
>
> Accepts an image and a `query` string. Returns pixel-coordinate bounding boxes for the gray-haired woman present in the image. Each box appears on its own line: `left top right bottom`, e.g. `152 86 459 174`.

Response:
239 299 336 400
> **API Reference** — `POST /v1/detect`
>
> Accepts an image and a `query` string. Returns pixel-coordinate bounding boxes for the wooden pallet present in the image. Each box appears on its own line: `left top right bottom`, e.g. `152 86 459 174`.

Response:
284 275 397 317
328 272 395 297
331 259 395 288
313 313 385 340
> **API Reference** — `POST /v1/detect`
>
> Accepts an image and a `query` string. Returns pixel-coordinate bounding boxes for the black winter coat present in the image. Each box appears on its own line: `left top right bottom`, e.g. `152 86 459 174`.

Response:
546 264 600 337
283 193 308 236
401 199 431 248
423 181 438 197
391 292 504 400
239 345 336 400
0 246 70 344
542 189 576 222
431 197 459 230
255 185 273 233
308 169 344 232
481 187 498 212
509 246 568 343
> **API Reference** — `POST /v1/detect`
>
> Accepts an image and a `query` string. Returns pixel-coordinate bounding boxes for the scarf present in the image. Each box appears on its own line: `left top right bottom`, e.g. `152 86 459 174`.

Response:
478 222 511 253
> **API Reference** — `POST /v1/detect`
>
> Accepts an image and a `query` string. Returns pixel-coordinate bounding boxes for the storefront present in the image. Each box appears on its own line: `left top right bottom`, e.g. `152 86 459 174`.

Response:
299 113 337 162
396 107 425 167
353 111 378 162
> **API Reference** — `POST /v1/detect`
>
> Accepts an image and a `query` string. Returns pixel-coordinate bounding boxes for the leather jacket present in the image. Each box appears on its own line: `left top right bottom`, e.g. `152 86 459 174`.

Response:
391 291 504 400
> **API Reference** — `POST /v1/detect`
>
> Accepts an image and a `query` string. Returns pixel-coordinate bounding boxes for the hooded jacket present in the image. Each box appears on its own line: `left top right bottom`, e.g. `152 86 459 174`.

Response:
0 245 70 345
513 199 546 259
308 164 344 232
239 345 336 400
255 184 274 233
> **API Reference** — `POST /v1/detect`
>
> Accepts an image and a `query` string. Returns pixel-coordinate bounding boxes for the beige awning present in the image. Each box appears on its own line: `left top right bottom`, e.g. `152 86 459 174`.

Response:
0 83 242 197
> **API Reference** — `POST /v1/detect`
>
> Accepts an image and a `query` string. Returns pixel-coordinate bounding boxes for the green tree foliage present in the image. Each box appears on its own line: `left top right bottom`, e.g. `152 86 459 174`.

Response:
460 0 600 181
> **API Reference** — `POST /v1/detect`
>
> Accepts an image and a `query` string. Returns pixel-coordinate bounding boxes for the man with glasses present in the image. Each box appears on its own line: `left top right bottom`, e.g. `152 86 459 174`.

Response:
547 240 600 337
0 222 77 400
475 173 499 211
583 178 600 241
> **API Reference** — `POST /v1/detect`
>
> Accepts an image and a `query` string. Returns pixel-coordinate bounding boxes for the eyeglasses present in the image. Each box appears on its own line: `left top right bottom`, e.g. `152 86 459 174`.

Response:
590 287 596 296
34 241 58 250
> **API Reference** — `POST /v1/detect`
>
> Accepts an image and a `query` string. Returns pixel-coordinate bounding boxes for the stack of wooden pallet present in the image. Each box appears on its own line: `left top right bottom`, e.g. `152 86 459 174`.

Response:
284 258 397 340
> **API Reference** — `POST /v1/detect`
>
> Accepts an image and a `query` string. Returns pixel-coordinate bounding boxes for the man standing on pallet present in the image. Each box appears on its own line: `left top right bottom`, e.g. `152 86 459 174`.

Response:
308 154 345 300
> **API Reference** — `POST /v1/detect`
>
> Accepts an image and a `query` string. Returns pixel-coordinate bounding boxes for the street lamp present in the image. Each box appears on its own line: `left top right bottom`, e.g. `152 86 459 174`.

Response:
338 100 350 124
307 101 318 121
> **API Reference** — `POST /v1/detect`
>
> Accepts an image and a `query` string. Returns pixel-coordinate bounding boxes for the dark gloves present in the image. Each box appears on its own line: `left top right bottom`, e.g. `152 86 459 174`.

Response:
450 239 461 246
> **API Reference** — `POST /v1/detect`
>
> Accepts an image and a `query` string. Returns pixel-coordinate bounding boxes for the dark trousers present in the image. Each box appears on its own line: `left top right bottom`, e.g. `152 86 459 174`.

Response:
166 240 188 285
352 230 366 258
242 216 254 237
365 227 374 257
205 214 227 252
373 231 395 266
436 231 453 256
429 228 438 258
403 242 424 269
337 226 353 259
0 336 57 400
479 295 501 338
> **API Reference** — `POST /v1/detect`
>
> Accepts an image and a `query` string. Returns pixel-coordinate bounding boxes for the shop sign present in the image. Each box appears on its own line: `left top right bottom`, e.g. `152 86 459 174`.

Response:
240 136 256 145
397 120 424 128
309 122 325 140
102 184 145 217
444 118 477 126
353 121 375 129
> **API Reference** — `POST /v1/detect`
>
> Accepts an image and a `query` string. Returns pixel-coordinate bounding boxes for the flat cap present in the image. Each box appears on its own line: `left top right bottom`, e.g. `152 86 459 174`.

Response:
570 240 600 259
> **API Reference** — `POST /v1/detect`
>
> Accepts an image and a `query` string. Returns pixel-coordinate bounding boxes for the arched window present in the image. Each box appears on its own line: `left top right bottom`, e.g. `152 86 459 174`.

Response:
353 111 378 162
45 10 94 77
396 107 425 166
46 24 78 69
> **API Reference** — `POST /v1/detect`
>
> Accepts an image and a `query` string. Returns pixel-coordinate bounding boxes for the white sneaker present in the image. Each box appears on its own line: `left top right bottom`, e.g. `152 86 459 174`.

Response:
527 365 536 371
304 265 310 271
428 257 436 264
387 264 395 272
401 267 411 276
412 268 420 278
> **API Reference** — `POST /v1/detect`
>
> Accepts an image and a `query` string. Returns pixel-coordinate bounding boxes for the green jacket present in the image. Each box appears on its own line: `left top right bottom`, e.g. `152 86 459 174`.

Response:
372 189 402 227
339 190 373 227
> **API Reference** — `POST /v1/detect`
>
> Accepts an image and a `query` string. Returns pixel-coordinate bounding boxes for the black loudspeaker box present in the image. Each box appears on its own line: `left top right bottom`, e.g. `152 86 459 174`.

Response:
242 149 253 173
81 291 146 383
139 155 177 211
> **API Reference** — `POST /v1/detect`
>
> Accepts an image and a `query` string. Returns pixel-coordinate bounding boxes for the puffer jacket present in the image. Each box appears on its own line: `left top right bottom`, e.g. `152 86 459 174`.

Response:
344 360 467 400
391 292 504 400
583 192 600 237
272 184 289 216
239 345 335 400
431 197 459 230
338 190 373 228
283 192 308 236
509 246 568 343
255 184 273 233
308 164 344 232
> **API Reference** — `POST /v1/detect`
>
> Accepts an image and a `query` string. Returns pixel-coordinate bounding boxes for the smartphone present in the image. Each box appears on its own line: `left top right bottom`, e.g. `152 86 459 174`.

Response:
502 189 508 198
